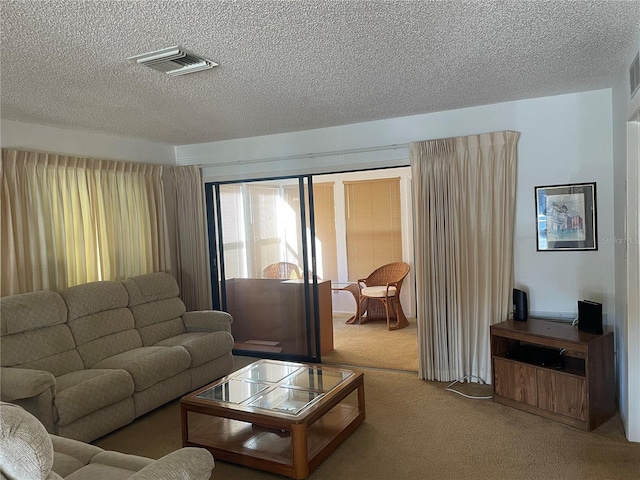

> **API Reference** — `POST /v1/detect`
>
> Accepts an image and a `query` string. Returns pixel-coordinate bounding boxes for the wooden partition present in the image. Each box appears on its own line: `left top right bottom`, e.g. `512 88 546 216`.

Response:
226 278 333 356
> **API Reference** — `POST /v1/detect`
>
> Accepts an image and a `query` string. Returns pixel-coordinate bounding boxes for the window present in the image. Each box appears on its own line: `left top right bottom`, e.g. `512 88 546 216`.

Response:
344 177 402 280
1 149 168 295
283 182 338 281
219 181 337 280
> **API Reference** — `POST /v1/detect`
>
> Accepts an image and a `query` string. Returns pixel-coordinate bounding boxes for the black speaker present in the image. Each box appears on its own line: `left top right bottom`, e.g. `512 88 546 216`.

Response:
578 300 603 335
513 289 528 321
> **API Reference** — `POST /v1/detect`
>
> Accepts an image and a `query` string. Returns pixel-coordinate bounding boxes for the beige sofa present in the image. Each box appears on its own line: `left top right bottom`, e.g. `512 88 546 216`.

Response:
0 401 215 480
0 272 234 442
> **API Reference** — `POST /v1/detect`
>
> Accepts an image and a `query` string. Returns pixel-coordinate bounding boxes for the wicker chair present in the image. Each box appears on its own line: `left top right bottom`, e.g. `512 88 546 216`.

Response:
262 262 303 280
358 262 410 330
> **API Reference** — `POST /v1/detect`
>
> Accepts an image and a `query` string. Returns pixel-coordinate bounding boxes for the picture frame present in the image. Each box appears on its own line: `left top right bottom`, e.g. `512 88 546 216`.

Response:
535 182 597 251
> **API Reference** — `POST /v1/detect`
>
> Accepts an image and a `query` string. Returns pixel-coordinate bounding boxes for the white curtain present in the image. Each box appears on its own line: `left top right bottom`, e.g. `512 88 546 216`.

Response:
168 165 212 311
410 131 520 382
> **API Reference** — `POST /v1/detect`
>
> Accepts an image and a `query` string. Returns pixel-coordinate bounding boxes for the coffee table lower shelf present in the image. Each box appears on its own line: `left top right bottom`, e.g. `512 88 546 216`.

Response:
184 402 363 479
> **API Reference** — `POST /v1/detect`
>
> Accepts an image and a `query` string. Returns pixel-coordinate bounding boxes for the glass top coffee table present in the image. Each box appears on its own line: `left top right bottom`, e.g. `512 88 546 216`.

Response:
180 359 365 479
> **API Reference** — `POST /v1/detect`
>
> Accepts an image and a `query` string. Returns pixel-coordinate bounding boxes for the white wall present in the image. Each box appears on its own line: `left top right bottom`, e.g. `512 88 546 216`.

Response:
0 120 175 165
612 30 640 442
513 92 615 321
178 89 616 322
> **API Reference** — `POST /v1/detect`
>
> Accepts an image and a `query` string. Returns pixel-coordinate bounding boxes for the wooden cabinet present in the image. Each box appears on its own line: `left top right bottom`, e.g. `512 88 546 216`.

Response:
490 319 615 431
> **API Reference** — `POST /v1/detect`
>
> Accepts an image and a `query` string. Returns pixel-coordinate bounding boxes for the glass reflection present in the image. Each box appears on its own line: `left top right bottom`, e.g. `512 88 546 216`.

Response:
235 360 302 383
196 378 268 404
284 367 352 391
249 386 324 415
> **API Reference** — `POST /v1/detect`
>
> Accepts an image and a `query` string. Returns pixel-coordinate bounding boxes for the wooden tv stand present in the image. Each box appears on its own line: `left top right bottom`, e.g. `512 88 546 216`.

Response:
490 318 615 431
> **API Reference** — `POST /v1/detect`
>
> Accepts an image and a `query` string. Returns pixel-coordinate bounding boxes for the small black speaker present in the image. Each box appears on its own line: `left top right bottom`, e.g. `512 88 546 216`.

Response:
578 300 603 335
513 289 528 321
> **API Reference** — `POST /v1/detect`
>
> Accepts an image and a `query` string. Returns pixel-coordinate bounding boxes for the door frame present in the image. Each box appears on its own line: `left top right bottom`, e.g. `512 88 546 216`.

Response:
626 119 640 441
205 175 322 363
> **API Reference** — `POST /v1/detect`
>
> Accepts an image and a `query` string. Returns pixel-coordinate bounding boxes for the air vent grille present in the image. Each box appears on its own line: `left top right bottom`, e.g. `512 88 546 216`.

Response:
128 46 218 76
631 52 640 99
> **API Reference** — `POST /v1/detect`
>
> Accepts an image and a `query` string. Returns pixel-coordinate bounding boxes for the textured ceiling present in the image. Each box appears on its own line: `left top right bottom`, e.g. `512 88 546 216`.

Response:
1 1 639 146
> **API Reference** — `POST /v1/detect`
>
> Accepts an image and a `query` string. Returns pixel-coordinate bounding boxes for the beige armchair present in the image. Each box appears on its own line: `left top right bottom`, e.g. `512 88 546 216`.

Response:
358 262 410 330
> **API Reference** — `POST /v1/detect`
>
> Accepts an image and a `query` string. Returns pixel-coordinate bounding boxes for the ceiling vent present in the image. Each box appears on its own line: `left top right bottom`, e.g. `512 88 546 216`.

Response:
128 46 218 76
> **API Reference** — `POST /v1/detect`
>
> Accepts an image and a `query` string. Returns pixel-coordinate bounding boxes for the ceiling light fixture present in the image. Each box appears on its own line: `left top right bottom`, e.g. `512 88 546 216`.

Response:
128 46 218 76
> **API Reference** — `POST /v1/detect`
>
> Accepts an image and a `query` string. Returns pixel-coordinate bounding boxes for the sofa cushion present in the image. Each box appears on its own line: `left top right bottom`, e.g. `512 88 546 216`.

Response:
91 451 153 471
155 331 235 367
91 347 191 392
76 329 143 370
0 291 67 336
0 291 83 377
123 272 181 307
54 370 135 427
60 281 129 321
69 309 136 348
1 325 83 377
63 462 137 480
62 450 153 480
129 298 186 330
56 398 134 444
51 434 104 477
0 402 54 480
130 299 187 346
123 273 189 346
61 281 144 369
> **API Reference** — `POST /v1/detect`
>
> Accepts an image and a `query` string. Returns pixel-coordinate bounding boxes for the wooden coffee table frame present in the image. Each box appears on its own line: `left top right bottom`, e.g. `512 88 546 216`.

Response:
180 362 365 479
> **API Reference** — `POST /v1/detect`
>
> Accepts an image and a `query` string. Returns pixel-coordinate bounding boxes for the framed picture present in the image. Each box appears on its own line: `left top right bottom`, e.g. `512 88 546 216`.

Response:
535 182 597 251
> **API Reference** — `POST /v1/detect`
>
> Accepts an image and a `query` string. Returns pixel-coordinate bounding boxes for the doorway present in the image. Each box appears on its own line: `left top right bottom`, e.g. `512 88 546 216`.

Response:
205 167 418 371
312 167 418 372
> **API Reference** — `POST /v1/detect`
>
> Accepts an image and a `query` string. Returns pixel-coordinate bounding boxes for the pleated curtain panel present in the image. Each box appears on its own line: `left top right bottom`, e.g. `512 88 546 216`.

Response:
168 165 213 311
410 131 520 383
0 148 170 296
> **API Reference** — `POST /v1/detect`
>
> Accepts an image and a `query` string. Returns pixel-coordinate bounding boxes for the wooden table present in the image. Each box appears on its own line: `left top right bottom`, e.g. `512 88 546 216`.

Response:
330 282 361 324
181 360 365 479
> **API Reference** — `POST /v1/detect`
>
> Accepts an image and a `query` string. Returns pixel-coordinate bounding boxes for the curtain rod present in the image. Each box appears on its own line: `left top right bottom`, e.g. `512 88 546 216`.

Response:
196 143 410 168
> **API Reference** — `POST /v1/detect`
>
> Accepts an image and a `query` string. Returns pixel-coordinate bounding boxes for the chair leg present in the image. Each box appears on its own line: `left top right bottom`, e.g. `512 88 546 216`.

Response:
383 298 391 330
388 297 409 330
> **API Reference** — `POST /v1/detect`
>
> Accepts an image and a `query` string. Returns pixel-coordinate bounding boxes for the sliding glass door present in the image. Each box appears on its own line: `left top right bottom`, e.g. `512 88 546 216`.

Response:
205 176 329 362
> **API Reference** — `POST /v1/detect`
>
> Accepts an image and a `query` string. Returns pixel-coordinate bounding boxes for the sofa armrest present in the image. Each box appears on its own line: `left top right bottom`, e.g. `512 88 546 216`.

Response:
128 448 214 480
1 367 55 402
183 310 233 333
1 367 57 433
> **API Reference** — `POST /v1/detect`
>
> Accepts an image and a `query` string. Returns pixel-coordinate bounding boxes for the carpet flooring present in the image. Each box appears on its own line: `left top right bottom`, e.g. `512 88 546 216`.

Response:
94 356 640 480
322 314 419 372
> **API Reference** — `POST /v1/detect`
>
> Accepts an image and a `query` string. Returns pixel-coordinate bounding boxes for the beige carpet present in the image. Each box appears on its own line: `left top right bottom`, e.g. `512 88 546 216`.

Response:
322 313 419 372
94 356 640 480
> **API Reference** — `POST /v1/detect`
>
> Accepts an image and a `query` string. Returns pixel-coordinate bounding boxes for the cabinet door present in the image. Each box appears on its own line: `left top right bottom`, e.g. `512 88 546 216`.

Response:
493 358 537 406
537 370 587 421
